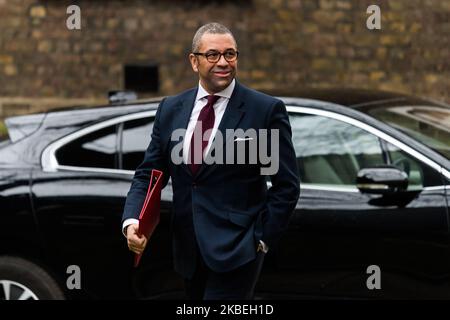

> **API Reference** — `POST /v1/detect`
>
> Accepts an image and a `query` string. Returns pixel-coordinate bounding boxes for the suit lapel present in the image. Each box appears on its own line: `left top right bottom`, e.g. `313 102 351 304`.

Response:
171 88 197 177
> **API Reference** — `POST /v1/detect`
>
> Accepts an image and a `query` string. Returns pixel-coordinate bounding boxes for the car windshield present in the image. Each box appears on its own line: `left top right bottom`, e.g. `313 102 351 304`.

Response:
367 105 450 159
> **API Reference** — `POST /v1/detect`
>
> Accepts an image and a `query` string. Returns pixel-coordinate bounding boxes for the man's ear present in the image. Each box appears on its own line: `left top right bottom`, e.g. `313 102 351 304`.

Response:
189 53 199 73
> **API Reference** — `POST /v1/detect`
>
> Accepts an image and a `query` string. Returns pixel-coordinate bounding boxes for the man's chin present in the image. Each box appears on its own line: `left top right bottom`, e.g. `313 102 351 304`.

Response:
211 78 233 91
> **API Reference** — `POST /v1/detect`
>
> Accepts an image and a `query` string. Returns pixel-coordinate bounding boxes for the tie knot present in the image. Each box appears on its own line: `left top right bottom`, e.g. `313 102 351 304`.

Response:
206 95 220 106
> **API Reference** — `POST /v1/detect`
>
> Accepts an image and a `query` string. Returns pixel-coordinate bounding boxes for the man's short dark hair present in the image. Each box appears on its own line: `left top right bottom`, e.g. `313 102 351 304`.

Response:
192 22 237 52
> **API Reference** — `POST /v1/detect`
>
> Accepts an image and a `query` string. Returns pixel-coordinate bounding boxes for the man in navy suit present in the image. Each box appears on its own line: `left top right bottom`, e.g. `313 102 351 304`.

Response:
122 22 300 300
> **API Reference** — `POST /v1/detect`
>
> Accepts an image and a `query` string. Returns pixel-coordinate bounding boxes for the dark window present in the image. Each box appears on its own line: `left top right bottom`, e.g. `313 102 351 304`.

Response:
365 105 450 159
124 64 159 93
290 113 384 186
290 112 443 189
384 142 442 188
56 125 118 169
121 117 153 171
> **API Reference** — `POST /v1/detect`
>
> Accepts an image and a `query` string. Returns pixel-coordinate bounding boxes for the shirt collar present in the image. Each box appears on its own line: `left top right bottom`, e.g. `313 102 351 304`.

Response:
196 78 235 101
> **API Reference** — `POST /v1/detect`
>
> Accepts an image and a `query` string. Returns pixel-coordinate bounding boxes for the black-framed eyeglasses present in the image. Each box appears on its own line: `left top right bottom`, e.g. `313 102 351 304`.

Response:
193 50 239 63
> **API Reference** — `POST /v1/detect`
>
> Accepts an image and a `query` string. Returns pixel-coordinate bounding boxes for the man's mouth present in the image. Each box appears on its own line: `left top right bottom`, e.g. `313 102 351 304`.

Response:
213 71 231 77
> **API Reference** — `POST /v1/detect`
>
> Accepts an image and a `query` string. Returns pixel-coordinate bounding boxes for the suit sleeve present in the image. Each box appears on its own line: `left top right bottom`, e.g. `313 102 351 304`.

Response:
121 99 170 224
261 100 300 249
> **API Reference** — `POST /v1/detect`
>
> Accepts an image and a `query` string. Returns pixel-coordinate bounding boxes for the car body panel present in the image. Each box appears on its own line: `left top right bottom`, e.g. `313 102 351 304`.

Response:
0 89 449 299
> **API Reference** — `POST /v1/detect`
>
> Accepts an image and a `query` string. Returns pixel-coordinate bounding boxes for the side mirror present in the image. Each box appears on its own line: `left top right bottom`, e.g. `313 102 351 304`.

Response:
356 166 408 194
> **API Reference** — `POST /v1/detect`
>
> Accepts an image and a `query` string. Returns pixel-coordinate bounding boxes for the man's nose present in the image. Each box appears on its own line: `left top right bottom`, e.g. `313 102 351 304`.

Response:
216 54 229 66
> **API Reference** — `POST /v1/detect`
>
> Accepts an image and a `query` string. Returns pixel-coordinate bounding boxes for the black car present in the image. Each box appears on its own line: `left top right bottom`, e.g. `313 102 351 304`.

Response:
0 89 449 300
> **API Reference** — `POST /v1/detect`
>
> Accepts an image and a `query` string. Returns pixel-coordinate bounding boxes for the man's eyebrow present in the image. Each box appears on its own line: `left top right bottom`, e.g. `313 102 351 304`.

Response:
205 48 236 52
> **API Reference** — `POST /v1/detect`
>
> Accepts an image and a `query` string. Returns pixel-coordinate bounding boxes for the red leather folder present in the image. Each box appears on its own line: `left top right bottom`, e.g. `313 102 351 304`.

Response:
134 169 163 268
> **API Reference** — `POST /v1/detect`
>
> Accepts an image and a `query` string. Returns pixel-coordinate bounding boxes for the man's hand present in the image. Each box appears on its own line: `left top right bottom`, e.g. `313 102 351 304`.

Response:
126 224 148 255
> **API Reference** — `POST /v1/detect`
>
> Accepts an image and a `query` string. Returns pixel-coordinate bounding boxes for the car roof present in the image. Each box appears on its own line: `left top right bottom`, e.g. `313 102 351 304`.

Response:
265 87 448 109
3 88 449 173
29 88 449 122
40 102 158 127
8 88 449 134
16 88 446 146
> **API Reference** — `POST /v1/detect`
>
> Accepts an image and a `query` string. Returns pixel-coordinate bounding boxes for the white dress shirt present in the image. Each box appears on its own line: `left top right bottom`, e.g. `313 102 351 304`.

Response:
183 79 235 164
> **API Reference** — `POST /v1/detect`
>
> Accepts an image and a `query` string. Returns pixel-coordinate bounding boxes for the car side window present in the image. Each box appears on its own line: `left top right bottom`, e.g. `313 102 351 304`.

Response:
121 117 153 171
384 142 442 189
56 125 118 169
290 113 384 186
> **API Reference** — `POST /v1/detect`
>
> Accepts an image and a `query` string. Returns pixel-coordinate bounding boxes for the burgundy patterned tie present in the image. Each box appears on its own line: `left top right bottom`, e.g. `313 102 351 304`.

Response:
188 95 220 175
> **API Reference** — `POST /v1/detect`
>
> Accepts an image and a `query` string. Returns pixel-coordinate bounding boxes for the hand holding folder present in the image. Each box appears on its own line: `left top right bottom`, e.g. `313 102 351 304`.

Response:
134 169 163 267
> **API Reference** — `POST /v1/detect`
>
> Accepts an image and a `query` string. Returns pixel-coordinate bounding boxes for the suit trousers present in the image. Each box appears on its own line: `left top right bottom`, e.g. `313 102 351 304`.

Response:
184 250 266 300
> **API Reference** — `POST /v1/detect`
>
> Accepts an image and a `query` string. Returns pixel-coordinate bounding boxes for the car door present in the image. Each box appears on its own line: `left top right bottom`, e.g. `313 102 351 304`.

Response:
31 111 178 298
119 117 182 299
263 106 449 299
31 121 134 298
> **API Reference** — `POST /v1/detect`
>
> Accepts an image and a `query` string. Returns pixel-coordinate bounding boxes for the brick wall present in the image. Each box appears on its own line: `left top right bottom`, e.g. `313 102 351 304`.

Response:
0 0 448 117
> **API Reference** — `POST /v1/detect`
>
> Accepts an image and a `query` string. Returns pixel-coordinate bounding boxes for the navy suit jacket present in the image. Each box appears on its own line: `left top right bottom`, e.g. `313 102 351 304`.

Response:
122 81 300 279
